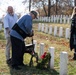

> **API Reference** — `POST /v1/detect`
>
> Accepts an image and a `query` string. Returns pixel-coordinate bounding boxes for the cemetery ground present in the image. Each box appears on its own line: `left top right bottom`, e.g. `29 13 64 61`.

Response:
0 23 76 75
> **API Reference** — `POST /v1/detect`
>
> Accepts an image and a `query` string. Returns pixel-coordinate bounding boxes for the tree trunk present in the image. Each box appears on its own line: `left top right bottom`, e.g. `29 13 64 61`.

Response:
48 0 51 17
75 0 76 6
29 0 31 12
55 0 58 15
42 0 47 16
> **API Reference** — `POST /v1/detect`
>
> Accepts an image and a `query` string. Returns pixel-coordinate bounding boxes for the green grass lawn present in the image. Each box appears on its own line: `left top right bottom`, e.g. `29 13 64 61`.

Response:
0 23 76 75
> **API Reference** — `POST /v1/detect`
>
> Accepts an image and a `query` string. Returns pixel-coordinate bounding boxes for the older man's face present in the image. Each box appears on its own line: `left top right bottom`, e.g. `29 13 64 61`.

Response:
7 6 13 15
31 14 36 19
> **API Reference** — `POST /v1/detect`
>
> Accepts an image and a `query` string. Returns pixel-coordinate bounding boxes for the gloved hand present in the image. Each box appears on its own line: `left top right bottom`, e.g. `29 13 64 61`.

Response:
28 30 34 37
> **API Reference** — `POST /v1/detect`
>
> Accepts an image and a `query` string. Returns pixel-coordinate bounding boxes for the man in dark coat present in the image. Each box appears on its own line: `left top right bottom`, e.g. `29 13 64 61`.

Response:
70 7 76 60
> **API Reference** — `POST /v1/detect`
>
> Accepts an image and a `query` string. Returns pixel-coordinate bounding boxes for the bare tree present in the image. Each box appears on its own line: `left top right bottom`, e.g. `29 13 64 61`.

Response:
22 0 32 12
29 0 31 11
48 0 51 17
42 0 47 16
32 0 48 16
56 0 73 15
55 0 58 15
22 0 74 15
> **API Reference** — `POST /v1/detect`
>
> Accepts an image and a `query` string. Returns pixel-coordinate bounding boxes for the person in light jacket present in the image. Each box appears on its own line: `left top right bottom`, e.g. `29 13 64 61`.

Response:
3 6 18 64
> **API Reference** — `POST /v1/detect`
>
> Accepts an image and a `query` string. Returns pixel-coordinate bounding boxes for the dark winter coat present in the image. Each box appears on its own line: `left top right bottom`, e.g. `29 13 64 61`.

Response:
70 14 76 50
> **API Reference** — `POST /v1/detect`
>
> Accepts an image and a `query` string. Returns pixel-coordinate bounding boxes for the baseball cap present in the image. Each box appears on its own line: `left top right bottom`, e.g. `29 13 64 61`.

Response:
30 11 38 19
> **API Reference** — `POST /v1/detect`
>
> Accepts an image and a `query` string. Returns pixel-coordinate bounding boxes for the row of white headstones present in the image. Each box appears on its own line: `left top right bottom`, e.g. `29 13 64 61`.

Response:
38 23 70 39
35 23 69 75
34 15 71 24
33 40 68 75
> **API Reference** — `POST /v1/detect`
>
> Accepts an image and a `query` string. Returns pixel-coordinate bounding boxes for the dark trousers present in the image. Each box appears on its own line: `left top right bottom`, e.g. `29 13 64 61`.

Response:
10 36 25 66
75 49 76 53
74 45 76 53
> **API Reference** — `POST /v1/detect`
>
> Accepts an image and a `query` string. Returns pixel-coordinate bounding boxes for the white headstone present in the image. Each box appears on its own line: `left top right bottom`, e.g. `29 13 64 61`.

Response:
41 23 45 32
51 15 53 22
60 52 68 75
49 47 55 69
60 15 62 23
45 24 48 34
44 17 46 22
54 26 57 36
49 26 52 35
54 15 56 23
63 15 66 24
33 40 37 52
67 17 70 24
39 43 44 59
59 27 63 37
46 17 48 22
56 15 59 23
40 17 42 21
48 17 50 22
65 28 70 39
38 23 41 31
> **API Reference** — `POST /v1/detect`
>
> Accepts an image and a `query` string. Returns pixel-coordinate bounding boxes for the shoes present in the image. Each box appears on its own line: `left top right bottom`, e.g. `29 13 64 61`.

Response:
18 63 27 67
12 66 21 70
73 57 76 60
69 57 76 61
73 53 76 60
6 58 12 65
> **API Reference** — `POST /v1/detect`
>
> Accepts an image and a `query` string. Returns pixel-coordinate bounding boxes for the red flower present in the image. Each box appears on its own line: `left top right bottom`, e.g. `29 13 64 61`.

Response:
41 52 47 59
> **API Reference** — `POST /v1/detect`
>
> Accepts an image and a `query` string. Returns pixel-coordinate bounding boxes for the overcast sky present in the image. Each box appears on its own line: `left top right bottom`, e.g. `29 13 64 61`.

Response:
0 0 30 17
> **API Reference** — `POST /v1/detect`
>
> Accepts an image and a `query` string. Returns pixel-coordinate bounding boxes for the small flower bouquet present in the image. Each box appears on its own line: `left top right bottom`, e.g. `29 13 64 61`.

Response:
36 52 51 69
